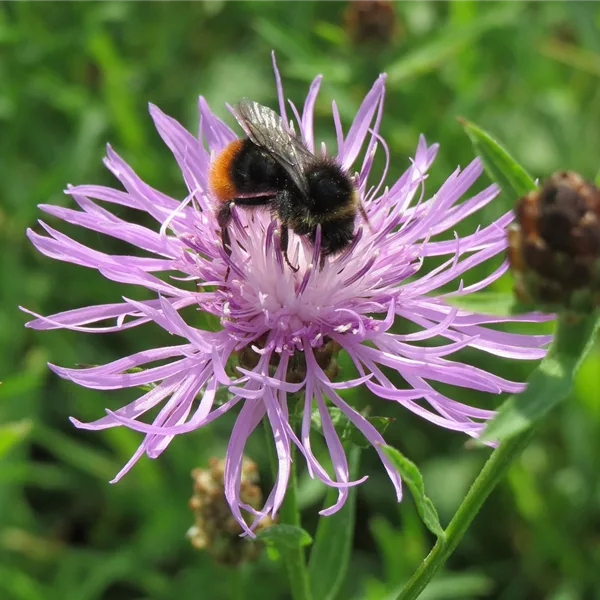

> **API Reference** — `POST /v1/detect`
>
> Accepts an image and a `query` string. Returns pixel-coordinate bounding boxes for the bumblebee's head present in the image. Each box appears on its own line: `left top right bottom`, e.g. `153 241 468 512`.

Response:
306 162 355 215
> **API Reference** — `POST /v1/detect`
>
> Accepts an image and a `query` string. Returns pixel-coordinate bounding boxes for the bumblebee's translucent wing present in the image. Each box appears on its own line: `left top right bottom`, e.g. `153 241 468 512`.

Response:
233 98 313 197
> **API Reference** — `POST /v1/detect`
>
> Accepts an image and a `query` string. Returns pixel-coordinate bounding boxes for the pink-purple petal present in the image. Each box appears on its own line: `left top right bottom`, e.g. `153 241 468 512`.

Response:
301 75 323 152
340 74 386 170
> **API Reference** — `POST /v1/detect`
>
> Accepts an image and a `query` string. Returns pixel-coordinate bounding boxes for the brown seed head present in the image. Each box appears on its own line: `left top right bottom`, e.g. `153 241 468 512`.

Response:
187 457 274 566
509 171 600 310
344 0 399 46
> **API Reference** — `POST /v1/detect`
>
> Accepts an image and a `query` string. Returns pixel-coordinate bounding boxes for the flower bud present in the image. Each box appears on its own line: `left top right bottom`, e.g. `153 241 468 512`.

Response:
508 171 600 311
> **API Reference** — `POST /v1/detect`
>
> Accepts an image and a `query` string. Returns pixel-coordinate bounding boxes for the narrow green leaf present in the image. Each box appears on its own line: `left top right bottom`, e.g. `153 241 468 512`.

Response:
256 524 312 559
460 118 536 198
308 446 361 600
482 312 600 442
0 420 32 459
595 168 600 187
381 446 445 539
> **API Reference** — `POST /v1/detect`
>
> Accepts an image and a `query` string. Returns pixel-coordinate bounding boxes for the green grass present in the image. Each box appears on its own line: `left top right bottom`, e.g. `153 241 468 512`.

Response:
1 2 600 599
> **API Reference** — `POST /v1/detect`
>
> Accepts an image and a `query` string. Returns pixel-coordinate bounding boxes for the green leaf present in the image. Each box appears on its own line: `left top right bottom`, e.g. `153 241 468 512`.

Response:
381 445 445 539
460 118 537 198
595 168 600 187
0 419 32 459
482 312 600 442
308 446 361 600
256 524 312 560
310 407 393 449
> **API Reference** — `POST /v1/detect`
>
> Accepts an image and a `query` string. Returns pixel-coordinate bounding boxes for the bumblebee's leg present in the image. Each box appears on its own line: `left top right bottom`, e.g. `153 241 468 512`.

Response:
217 197 276 247
216 203 234 280
280 225 299 272
231 196 275 208
216 197 276 278
217 202 233 252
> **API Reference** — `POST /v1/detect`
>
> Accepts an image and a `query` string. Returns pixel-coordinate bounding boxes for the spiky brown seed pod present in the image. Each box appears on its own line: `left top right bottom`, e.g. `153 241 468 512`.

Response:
508 171 600 311
188 457 274 565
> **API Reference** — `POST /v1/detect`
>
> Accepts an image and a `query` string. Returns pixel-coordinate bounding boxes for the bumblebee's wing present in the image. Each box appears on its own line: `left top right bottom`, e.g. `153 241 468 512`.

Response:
233 98 313 197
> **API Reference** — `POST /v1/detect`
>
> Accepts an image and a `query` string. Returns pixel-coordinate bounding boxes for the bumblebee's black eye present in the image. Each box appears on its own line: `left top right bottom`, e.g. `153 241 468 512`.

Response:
307 163 354 214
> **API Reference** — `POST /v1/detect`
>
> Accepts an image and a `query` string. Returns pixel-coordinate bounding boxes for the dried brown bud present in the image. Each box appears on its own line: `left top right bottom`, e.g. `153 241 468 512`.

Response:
344 0 399 46
508 171 600 311
188 457 274 565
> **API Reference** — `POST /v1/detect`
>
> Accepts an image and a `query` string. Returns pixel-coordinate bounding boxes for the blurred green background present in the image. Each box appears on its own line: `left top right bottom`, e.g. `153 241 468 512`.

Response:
2 2 600 599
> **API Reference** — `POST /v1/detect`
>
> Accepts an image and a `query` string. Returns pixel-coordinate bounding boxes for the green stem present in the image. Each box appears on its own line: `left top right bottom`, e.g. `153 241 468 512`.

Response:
396 427 536 600
264 421 312 600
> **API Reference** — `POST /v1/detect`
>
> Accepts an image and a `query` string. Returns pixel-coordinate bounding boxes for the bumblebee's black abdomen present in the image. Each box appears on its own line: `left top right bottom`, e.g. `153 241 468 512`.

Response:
316 216 356 257
305 162 355 215
230 139 289 194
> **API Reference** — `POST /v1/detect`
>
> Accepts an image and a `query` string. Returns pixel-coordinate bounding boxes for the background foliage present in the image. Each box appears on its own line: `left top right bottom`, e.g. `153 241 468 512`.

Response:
1 2 600 599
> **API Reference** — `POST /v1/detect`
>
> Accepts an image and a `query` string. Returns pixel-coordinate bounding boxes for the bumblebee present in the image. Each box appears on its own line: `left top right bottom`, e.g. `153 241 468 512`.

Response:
210 99 367 271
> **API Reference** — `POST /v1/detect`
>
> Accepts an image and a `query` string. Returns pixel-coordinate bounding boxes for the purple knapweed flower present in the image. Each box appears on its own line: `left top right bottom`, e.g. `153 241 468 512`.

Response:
23 55 551 534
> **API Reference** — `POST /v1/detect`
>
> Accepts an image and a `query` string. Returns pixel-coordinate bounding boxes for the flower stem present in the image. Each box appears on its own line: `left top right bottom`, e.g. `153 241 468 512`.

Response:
396 427 536 600
263 421 312 600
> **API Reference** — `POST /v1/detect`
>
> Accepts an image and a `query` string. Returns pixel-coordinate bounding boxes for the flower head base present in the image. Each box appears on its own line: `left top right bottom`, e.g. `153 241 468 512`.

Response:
24 54 552 535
